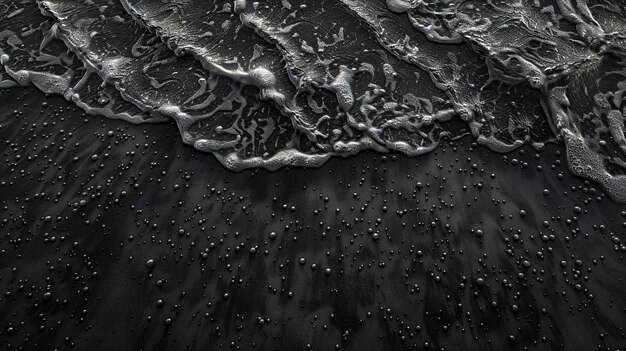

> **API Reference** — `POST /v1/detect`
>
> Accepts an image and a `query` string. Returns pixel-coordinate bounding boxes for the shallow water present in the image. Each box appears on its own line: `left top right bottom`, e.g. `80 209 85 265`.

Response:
1 0 626 200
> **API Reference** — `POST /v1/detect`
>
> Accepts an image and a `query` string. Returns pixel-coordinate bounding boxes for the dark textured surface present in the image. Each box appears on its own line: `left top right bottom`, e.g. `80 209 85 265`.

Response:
0 87 624 350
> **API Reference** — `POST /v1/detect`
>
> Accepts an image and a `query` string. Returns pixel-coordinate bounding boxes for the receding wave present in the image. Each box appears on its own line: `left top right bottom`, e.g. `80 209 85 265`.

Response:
1 0 626 200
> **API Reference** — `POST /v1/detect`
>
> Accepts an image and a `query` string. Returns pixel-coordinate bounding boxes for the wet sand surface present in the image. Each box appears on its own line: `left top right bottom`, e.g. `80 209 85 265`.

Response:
0 87 625 350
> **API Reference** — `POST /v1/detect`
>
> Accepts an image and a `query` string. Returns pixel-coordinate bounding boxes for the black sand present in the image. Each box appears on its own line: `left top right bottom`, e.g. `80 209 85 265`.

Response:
0 87 625 350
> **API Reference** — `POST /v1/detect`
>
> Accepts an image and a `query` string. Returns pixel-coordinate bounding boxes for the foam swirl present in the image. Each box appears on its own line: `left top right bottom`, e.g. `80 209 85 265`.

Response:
1 0 626 199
